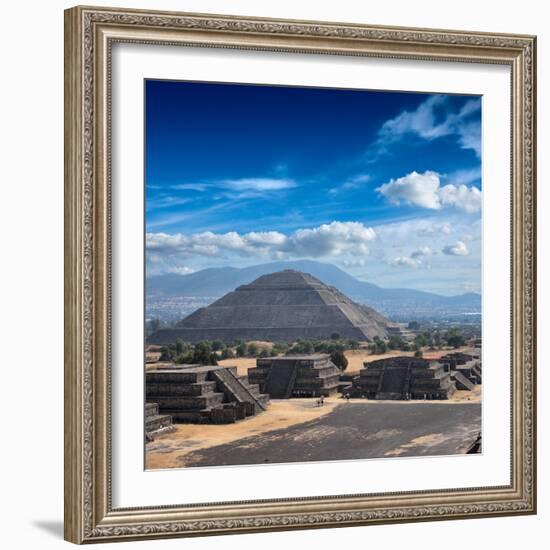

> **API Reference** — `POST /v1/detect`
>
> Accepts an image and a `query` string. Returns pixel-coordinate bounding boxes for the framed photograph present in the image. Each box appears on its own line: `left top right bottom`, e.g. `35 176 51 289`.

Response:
64 5 537 544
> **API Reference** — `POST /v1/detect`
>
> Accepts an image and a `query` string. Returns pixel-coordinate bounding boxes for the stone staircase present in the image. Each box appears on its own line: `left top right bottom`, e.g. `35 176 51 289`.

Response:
471 364 482 383
264 359 299 398
211 367 268 413
351 357 456 400
452 370 475 391
145 402 175 440
249 355 341 398
146 365 269 424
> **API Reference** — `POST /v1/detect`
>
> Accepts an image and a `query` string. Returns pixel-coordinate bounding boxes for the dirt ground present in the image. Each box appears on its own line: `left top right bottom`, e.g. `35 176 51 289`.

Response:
146 397 338 469
146 386 481 469
217 357 257 376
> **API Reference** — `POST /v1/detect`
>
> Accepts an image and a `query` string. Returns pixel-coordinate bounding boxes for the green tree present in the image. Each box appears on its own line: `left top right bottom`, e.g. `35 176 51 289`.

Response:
346 339 360 350
445 328 465 348
236 342 248 357
388 337 405 350
211 339 224 351
414 349 423 358
330 332 341 340
247 343 259 357
175 338 184 355
407 320 420 330
192 341 212 364
221 347 234 359
159 346 174 361
330 350 348 371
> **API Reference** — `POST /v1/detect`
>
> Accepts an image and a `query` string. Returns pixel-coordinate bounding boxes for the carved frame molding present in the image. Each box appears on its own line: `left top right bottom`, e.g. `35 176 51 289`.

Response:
64 5 536 544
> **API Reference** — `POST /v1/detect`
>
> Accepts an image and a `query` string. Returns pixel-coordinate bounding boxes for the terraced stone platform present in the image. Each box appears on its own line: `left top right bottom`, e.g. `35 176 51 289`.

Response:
145 402 175 440
146 365 269 424
350 356 456 400
248 354 341 398
147 270 397 344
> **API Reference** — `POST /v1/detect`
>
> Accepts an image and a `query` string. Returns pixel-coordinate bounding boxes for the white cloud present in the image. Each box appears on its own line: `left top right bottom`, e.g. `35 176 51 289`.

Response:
374 96 481 158
379 96 450 141
438 183 482 213
166 266 195 275
222 178 296 192
417 221 452 236
342 258 366 267
444 167 481 186
377 170 481 212
391 256 421 268
146 221 377 265
411 246 434 259
244 231 287 246
442 240 470 256
377 171 441 209
328 174 370 195
390 246 433 269
287 222 376 257
172 178 296 195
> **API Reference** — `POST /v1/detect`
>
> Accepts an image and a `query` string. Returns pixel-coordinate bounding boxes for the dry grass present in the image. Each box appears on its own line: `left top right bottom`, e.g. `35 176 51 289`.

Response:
217 358 257 376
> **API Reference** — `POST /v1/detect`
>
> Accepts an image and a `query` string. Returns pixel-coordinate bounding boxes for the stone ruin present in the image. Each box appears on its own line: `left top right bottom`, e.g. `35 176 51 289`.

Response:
439 351 482 390
147 269 398 344
247 354 341 398
146 364 270 424
349 356 456 400
145 402 175 440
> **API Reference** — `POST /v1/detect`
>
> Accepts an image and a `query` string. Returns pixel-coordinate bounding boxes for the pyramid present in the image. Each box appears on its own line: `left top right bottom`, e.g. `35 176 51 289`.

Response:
147 270 395 344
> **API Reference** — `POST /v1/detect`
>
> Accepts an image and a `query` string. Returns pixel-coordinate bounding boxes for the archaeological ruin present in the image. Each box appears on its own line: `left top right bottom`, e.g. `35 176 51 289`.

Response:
146 364 270 424
145 402 175 440
349 356 457 400
440 350 482 390
247 354 341 398
147 269 400 344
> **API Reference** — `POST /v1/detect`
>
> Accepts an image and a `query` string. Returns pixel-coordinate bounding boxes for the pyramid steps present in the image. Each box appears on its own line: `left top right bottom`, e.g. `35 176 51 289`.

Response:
147 269 393 344
145 402 175 439
452 371 475 391
211 367 268 413
249 355 341 398
350 357 456 400
146 366 269 424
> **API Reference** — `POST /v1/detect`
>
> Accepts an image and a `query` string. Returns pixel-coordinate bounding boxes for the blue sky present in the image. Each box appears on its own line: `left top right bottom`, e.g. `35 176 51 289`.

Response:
145 80 482 295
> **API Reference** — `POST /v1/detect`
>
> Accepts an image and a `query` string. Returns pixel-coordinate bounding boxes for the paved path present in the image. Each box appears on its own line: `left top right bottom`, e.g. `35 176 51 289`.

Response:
178 402 481 467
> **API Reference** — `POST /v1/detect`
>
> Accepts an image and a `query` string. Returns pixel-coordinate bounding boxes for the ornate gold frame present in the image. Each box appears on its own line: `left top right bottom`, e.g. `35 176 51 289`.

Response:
64 5 537 544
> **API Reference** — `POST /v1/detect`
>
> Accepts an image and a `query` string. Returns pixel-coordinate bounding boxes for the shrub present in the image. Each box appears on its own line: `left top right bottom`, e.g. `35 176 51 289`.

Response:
221 347 234 359
236 343 247 357
330 350 348 370
211 339 224 351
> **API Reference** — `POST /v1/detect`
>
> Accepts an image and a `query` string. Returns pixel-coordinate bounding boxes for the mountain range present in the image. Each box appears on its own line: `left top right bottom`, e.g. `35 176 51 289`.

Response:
147 260 481 321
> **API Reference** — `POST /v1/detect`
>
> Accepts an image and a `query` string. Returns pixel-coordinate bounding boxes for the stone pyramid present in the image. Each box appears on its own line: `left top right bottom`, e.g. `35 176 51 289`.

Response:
148 269 394 344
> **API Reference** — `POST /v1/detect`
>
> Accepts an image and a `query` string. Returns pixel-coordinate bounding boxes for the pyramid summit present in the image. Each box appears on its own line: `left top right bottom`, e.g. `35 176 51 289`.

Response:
147 269 396 344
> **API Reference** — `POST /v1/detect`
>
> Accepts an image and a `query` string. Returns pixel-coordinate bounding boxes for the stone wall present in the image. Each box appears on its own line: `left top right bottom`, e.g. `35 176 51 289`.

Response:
248 354 341 398
350 356 456 400
146 365 269 424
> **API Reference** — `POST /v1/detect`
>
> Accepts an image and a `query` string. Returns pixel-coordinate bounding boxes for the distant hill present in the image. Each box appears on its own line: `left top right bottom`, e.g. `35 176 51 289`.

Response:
147 260 481 321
